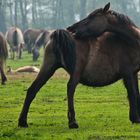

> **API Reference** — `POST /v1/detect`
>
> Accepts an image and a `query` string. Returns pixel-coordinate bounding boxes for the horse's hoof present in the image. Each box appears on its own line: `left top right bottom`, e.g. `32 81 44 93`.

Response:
1 82 6 85
131 118 140 124
69 122 79 129
2 78 7 85
132 120 140 124
18 120 28 128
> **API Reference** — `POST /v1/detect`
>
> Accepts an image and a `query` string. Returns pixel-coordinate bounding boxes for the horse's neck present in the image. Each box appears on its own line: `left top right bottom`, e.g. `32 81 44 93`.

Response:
110 25 140 45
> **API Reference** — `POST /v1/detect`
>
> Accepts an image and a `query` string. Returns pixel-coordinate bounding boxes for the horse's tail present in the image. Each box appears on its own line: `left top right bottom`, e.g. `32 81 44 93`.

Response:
13 29 18 47
50 29 76 74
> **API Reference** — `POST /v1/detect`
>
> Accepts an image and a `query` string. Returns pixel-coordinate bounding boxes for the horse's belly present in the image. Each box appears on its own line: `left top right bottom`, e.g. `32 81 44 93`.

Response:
80 58 120 86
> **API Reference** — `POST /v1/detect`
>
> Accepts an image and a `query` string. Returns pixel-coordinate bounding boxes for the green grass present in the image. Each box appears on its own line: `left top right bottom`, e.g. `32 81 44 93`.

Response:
1 50 140 140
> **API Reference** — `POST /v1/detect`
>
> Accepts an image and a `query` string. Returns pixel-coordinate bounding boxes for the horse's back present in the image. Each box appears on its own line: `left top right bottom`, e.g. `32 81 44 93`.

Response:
23 28 43 41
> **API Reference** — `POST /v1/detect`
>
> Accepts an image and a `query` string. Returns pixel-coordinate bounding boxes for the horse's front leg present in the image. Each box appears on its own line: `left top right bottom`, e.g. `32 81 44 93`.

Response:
123 74 140 123
133 74 140 117
67 73 80 129
18 46 22 59
18 64 57 127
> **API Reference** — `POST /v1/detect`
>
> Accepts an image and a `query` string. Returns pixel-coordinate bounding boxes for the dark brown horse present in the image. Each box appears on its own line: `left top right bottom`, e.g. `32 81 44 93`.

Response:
18 21 140 129
67 3 140 124
32 30 52 61
23 28 44 53
5 27 24 59
0 32 8 84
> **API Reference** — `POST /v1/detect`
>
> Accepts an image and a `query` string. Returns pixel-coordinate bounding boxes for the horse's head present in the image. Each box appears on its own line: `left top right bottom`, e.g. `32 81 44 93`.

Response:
67 3 111 38
67 3 135 39
32 47 40 61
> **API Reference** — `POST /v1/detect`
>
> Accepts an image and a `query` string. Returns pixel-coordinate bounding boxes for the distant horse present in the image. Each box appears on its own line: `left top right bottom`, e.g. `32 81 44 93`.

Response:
5 27 24 59
0 32 8 84
23 28 44 54
19 21 140 129
32 30 52 61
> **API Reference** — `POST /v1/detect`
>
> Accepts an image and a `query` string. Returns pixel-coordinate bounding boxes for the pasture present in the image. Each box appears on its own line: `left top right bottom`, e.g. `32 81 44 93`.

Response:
0 50 140 140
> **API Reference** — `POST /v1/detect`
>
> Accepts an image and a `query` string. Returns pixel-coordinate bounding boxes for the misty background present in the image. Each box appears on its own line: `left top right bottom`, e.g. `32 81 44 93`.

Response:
0 0 140 33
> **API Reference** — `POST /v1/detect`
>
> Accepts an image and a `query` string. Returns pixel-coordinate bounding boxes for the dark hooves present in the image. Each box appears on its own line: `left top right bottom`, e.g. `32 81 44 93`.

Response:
18 120 28 128
131 118 140 124
69 122 79 129
132 120 140 124
1 82 6 85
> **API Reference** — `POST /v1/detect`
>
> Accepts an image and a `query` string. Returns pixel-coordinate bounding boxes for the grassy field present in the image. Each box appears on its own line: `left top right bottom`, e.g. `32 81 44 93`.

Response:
1 51 140 140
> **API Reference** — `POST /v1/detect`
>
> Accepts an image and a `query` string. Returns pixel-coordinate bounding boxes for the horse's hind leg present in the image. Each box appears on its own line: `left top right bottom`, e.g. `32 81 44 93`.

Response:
18 65 56 127
123 74 140 123
0 63 7 85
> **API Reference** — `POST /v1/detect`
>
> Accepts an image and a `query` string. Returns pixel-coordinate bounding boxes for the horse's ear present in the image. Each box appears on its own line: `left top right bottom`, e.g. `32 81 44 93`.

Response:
103 2 110 13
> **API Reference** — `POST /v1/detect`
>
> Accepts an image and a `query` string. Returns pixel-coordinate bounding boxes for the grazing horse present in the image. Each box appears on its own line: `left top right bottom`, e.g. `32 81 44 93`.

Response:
19 24 140 129
5 27 24 59
0 32 8 84
32 30 52 61
23 28 44 54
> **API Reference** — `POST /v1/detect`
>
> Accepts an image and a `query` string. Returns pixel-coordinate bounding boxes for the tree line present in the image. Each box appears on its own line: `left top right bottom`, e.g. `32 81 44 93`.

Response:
0 0 140 33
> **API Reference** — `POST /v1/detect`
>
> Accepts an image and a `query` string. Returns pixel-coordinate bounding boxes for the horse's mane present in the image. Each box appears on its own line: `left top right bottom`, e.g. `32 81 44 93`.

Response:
109 10 136 27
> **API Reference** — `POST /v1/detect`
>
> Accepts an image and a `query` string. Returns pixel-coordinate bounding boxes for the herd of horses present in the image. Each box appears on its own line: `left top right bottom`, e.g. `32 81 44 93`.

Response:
1 3 140 129
0 27 51 85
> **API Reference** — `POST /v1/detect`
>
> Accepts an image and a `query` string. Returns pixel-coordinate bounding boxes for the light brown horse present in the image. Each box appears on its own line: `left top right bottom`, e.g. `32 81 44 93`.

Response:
5 27 24 59
23 28 44 53
18 22 140 129
0 32 8 84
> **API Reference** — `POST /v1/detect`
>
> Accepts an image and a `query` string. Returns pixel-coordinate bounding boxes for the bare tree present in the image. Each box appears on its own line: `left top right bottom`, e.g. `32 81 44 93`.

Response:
14 0 18 26
19 0 28 30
